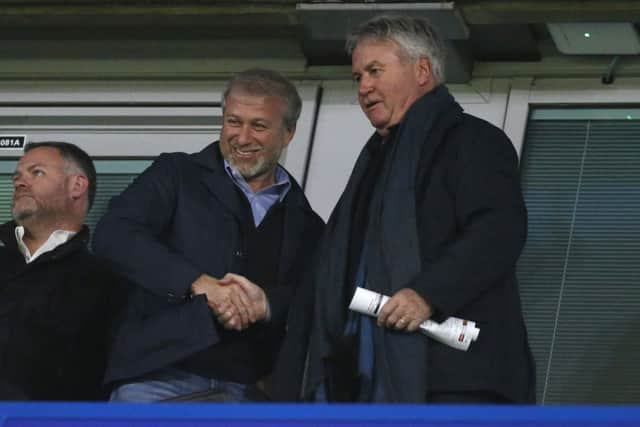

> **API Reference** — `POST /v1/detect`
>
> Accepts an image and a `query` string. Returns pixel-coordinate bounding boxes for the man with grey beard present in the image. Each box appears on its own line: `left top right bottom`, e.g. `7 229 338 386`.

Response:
0 141 118 400
94 68 323 402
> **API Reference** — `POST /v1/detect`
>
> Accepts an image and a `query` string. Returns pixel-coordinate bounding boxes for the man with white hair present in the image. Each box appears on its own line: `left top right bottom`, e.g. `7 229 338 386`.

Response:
278 15 535 403
0 141 118 400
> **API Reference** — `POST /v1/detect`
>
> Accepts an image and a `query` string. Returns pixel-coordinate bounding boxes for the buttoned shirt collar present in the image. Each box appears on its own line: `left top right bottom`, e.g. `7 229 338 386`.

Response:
224 160 291 226
14 226 77 263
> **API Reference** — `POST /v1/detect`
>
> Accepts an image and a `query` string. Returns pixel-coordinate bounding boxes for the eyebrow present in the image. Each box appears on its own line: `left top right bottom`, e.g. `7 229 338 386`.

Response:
353 60 383 75
25 162 46 170
364 61 383 70
225 114 271 125
13 162 47 173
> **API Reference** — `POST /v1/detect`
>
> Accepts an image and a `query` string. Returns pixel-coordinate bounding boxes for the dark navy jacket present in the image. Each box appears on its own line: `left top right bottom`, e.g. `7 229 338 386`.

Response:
94 142 323 385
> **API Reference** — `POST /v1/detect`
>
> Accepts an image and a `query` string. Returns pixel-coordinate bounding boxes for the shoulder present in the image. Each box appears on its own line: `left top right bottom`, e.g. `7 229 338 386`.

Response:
130 152 192 184
74 249 124 287
282 169 325 229
134 147 217 188
0 221 15 242
152 151 195 170
455 114 509 141
149 142 220 171
304 208 325 233
450 114 518 162
0 223 18 261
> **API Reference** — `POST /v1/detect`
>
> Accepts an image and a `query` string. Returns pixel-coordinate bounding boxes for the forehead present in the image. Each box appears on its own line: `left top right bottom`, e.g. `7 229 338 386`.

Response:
351 38 404 68
17 146 64 168
224 90 285 118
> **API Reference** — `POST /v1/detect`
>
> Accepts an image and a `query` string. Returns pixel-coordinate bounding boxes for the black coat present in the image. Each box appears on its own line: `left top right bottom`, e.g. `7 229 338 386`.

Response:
0 222 120 400
276 107 535 402
94 142 324 385
410 113 535 402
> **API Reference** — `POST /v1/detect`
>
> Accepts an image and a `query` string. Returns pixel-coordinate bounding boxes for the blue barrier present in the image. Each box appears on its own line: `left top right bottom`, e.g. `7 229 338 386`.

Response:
0 403 639 426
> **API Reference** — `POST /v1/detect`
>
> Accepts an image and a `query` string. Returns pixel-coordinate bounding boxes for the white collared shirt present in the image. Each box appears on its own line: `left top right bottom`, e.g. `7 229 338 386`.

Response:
14 226 77 263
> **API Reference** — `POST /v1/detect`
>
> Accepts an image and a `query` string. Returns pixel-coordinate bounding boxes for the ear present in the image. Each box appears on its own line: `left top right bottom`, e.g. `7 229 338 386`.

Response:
415 55 433 87
282 125 296 147
68 174 89 202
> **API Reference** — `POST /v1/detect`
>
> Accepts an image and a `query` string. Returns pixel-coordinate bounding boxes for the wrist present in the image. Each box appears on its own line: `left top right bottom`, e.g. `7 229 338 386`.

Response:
191 274 205 294
191 274 220 296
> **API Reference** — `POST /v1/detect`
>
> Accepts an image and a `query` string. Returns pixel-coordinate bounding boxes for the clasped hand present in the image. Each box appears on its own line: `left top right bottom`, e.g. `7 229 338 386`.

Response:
191 273 268 331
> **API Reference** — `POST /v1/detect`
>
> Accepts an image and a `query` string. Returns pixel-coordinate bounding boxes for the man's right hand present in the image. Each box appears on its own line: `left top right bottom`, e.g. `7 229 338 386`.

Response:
191 274 252 330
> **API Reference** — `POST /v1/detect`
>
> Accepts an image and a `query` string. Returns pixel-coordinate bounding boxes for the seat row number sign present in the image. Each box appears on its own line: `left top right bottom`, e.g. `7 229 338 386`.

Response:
0 135 26 149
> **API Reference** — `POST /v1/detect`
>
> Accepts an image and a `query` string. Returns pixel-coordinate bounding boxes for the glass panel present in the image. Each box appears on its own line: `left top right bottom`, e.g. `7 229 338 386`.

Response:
531 108 640 121
519 108 640 404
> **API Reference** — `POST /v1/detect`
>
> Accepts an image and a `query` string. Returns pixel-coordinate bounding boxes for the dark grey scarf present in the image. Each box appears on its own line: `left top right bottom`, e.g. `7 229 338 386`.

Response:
306 85 463 402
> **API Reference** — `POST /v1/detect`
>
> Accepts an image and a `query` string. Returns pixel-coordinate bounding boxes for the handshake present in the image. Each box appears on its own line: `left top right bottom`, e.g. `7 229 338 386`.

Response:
191 273 269 331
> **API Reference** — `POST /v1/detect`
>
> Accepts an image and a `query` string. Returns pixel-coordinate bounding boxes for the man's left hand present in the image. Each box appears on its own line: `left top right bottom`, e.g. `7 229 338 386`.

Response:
377 288 432 332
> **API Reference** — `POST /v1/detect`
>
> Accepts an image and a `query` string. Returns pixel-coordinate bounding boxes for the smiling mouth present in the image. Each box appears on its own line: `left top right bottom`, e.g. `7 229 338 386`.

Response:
232 146 262 158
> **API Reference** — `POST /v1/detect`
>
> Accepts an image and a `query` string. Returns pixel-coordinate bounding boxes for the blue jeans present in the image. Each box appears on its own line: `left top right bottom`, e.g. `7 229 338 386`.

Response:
110 367 247 402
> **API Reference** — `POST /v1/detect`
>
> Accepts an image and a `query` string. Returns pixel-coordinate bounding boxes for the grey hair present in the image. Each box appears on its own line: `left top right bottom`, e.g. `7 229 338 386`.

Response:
346 15 446 84
222 68 302 131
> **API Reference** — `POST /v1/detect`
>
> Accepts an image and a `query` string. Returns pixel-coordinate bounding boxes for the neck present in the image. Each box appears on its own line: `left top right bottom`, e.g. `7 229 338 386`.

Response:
19 217 81 254
247 170 277 193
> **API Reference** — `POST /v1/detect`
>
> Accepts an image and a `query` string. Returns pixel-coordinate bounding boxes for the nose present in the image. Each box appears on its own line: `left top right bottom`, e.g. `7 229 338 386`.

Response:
13 173 27 190
236 125 252 145
358 74 373 96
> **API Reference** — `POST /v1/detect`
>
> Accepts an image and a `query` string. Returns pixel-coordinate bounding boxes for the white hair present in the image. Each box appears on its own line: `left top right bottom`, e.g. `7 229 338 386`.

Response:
346 15 446 84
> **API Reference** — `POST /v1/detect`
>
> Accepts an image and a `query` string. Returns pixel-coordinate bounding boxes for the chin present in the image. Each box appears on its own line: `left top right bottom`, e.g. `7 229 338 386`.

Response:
12 200 38 220
234 161 259 176
368 117 389 130
11 208 24 220
12 212 31 223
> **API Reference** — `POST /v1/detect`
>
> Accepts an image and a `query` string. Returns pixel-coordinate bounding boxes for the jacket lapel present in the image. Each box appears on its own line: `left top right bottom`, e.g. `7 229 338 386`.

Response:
277 185 306 285
193 142 245 222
